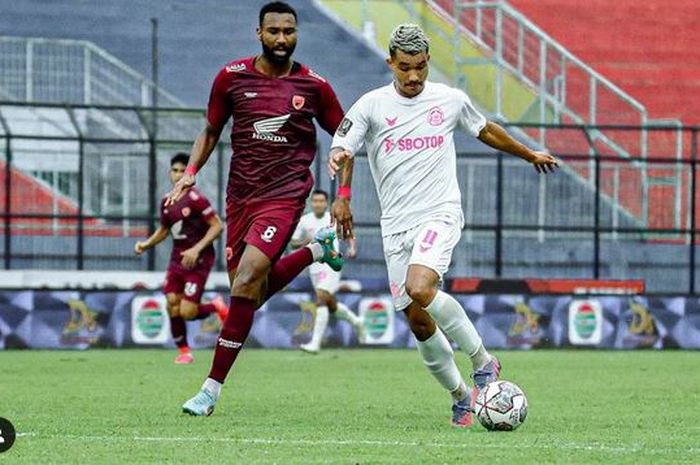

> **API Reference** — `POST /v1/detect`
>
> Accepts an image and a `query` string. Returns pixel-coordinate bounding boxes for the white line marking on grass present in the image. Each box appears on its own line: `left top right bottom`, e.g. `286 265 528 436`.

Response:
18 433 699 456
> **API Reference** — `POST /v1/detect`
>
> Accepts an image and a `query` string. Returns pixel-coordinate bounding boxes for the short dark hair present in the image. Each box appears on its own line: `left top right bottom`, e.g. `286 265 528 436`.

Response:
311 189 328 200
171 152 189 166
259 1 297 26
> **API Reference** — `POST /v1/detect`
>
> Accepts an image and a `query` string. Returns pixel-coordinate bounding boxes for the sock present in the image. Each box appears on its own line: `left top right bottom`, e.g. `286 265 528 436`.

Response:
415 330 463 399
202 377 222 400
170 316 188 349
195 302 217 320
423 291 490 370
334 302 362 327
207 296 256 383
264 247 315 299
306 305 329 350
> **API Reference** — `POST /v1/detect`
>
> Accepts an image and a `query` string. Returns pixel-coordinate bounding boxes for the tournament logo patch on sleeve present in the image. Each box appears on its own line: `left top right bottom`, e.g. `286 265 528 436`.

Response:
337 118 354 137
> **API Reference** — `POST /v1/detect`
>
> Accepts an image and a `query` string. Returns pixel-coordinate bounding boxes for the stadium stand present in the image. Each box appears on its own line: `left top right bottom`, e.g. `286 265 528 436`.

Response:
0 0 694 291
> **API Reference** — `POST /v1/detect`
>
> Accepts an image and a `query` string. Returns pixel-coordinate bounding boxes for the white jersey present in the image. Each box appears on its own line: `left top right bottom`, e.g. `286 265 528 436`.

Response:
291 211 339 276
331 81 486 236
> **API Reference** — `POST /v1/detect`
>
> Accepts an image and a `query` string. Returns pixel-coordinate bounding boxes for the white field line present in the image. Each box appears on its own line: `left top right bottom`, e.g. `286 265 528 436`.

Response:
15 432 700 456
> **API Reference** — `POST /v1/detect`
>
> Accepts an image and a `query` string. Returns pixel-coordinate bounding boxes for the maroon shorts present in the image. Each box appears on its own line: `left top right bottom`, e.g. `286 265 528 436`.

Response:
163 264 212 304
225 198 305 271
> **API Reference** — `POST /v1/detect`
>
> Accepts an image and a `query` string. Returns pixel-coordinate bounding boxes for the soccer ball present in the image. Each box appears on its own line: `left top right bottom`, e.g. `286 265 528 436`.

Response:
474 380 528 431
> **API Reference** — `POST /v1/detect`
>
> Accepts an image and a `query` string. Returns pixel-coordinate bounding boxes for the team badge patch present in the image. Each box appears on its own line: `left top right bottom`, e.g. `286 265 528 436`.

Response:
292 95 305 110
181 207 191 217
337 117 354 137
428 106 445 126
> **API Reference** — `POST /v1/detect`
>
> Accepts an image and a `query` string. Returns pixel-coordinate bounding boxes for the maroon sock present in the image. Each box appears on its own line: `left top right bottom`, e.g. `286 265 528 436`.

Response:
208 296 256 383
265 247 314 300
194 303 217 320
170 316 188 349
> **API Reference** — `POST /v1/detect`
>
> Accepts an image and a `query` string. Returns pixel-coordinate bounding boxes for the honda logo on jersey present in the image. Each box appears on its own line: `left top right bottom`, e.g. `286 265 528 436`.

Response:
292 95 305 110
252 114 290 142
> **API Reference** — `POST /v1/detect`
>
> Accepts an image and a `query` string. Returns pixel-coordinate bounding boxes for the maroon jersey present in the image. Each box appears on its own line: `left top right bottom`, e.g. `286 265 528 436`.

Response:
207 56 344 202
160 188 217 271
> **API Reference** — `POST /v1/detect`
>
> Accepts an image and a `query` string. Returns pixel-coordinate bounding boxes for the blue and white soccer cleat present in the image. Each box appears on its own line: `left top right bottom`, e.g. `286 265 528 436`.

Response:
451 393 474 428
470 356 502 412
182 389 217 417
314 227 344 272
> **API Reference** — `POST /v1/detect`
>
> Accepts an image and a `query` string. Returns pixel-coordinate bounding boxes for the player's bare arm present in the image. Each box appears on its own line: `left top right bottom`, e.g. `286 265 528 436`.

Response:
329 147 355 240
166 124 222 206
477 121 558 174
180 214 223 269
346 236 357 259
134 225 170 255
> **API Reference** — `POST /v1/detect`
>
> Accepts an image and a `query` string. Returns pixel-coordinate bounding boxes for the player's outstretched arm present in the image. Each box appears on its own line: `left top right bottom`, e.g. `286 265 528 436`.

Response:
329 147 355 240
134 225 170 255
166 124 222 205
180 214 223 269
477 121 558 174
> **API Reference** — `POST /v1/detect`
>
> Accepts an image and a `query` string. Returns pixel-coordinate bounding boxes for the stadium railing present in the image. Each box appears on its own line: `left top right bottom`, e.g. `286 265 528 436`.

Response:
1 101 699 293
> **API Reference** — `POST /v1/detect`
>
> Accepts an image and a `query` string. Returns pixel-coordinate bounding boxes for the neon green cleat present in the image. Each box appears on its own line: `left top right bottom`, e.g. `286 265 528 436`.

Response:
314 227 344 272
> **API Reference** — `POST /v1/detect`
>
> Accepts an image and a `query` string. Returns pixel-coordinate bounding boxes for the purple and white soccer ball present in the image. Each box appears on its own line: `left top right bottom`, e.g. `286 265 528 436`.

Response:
475 380 528 431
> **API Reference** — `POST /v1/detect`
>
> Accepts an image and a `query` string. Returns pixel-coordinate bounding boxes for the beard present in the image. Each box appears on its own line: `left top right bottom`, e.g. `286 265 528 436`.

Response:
261 41 296 65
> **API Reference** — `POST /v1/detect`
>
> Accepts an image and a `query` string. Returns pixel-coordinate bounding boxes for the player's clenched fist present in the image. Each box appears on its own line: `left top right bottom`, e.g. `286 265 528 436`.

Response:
134 241 147 255
328 149 352 179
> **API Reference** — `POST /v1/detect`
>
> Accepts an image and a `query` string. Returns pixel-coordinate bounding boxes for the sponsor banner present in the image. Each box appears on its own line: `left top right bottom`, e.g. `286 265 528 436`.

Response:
131 295 170 345
568 300 604 346
0 291 699 350
358 297 395 345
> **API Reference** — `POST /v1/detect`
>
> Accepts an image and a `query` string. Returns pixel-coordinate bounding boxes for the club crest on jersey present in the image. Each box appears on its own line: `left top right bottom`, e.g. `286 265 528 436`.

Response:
385 116 398 127
427 106 445 126
292 95 305 110
181 207 191 217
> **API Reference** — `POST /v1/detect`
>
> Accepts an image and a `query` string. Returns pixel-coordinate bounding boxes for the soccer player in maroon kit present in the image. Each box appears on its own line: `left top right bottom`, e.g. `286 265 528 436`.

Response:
170 2 345 416
134 153 228 364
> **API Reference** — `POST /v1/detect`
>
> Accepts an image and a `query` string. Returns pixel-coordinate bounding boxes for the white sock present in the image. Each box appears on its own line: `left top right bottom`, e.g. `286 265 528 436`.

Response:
202 378 222 400
415 330 463 399
306 242 324 261
307 305 329 349
423 290 490 370
334 302 362 327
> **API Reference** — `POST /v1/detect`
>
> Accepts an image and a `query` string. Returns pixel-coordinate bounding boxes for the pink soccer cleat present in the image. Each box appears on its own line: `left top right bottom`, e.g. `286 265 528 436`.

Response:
212 295 229 323
175 351 194 364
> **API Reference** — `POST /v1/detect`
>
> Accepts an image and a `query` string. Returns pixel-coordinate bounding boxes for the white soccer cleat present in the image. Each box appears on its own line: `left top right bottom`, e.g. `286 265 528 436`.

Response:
299 342 320 354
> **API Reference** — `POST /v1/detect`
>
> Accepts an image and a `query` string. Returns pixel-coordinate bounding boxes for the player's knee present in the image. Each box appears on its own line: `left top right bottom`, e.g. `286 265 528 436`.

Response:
316 290 333 307
405 281 435 307
166 297 181 317
179 301 198 320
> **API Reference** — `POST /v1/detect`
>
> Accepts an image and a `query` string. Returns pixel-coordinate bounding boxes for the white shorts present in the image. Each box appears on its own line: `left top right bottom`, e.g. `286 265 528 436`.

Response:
383 216 462 311
309 262 341 294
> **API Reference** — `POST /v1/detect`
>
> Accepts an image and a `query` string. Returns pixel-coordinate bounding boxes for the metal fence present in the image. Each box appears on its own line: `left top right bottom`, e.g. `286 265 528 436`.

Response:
0 36 182 107
1 101 699 293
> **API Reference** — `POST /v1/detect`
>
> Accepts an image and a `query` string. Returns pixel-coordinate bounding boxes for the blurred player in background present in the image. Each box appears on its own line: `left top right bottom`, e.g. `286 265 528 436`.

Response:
167 2 345 416
134 152 228 364
290 189 363 353
328 24 558 427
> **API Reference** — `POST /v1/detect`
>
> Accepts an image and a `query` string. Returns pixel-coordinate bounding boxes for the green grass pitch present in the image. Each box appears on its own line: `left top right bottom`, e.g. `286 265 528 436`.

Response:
1 349 698 464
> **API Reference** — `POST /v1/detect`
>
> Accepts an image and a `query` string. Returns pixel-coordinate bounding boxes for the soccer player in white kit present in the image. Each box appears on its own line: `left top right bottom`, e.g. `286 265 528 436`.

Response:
290 189 363 353
328 24 558 427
